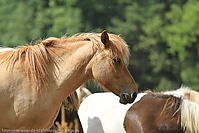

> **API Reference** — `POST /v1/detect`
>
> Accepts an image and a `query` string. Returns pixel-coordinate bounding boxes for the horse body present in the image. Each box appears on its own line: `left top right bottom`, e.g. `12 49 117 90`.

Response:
124 94 184 133
0 41 93 129
79 88 199 133
78 92 146 133
124 93 199 133
0 31 137 130
0 63 62 129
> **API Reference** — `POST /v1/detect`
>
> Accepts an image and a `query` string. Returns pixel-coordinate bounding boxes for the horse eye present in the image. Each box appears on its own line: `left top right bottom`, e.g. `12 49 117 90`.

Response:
113 58 121 64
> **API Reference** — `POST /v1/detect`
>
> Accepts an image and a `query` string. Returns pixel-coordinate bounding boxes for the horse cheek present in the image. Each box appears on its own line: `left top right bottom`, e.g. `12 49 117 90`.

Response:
92 62 113 86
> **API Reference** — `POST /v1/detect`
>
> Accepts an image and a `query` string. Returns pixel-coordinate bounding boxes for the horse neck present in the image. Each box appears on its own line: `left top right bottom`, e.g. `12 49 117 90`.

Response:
52 41 94 99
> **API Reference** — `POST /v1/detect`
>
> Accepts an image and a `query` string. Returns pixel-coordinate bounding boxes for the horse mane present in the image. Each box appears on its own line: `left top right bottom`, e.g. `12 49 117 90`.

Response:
163 86 191 97
64 33 130 64
0 32 129 90
181 99 199 133
0 37 61 89
146 93 182 123
146 92 199 133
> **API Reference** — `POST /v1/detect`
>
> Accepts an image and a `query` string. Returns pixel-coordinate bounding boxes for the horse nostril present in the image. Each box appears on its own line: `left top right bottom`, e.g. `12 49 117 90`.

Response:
131 92 137 100
122 93 129 102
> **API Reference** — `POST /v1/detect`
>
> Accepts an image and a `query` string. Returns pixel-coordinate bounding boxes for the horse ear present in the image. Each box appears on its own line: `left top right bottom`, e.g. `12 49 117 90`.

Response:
184 92 191 100
42 37 58 47
101 30 109 47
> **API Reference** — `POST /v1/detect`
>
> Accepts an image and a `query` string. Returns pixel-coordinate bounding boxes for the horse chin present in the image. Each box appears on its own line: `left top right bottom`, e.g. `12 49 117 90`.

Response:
119 98 128 104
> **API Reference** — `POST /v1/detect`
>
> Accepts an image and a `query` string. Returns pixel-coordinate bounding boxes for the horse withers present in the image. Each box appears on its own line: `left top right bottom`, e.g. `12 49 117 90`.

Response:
0 31 137 131
124 93 199 133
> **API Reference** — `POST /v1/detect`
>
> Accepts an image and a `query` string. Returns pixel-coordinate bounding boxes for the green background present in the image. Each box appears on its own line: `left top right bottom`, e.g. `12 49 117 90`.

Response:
1 0 199 92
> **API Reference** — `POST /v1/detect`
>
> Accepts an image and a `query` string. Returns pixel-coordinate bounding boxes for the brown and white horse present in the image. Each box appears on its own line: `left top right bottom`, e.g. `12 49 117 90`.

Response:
0 31 137 131
78 92 145 133
78 87 199 133
124 92 199 133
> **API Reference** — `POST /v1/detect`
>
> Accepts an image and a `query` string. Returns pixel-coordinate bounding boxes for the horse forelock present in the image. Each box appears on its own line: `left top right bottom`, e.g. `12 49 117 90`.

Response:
65 33 130 64
99 33 130 65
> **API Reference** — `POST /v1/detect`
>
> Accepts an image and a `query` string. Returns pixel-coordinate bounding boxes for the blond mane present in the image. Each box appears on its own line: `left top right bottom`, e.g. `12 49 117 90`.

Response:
0 37 61 89
0 32 130 90
181 99 199 133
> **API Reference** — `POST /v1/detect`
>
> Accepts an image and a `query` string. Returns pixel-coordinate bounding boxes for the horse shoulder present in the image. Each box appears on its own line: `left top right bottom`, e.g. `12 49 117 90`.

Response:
0 64 62 129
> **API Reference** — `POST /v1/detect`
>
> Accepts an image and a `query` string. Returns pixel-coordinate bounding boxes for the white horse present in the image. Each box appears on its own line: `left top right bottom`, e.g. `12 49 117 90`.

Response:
78 92 146 133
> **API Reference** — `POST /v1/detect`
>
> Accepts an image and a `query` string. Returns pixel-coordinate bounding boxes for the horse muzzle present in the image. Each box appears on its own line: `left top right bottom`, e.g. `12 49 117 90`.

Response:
119 91 137 104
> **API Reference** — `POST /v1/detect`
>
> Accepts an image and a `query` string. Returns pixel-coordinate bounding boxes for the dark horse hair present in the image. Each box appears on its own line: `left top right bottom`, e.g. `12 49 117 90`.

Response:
124 92 184 133
148 93 182 121
47 91 83 133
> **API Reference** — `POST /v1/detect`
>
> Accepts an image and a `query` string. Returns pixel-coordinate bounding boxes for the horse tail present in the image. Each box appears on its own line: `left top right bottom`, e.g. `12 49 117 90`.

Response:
181 99 199 133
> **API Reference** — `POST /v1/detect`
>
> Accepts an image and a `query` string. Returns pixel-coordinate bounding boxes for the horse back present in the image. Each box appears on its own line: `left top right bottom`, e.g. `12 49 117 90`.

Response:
124 94 184 133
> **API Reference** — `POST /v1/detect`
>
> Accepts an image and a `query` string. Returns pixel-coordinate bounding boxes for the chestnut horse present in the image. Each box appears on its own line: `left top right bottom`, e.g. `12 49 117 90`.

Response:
124 93 199 133
0 31 137 131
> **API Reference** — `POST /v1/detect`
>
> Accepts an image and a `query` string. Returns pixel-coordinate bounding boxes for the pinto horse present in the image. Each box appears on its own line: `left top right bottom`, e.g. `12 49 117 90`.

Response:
78 88 199 133
124 93 199 133
0 31 137 131
78 92 145 133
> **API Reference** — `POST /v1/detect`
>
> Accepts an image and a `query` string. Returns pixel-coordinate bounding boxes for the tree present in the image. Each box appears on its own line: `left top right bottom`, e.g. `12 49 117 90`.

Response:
0 0 81 47
0 0 198 92
107 0 191 91
160 0 199 91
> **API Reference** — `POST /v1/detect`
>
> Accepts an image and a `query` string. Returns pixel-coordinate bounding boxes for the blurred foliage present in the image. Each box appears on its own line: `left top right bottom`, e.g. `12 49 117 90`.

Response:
0 0 198 92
